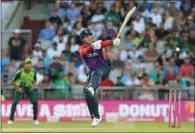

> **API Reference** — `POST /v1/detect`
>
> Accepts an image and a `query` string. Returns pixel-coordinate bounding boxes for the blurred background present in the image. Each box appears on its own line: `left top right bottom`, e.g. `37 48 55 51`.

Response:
1 0 195 101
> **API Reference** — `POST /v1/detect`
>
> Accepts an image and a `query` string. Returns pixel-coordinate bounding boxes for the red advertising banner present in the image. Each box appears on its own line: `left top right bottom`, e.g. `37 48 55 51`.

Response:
1 100 194 122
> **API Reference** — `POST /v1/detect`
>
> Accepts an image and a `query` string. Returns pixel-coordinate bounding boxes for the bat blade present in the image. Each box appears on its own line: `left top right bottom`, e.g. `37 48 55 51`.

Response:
116 6 136 38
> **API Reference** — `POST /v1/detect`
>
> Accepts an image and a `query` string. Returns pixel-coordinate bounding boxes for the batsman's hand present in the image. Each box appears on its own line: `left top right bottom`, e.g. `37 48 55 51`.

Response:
91 40 102 49
17 87 23 93
113 38 120 46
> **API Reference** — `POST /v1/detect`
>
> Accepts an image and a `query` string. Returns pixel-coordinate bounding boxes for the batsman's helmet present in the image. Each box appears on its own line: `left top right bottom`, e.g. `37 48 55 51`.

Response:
80 29 92 40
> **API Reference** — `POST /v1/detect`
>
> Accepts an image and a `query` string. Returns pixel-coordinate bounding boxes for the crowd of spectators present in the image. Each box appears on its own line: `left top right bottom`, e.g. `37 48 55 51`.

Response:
1 0 195 100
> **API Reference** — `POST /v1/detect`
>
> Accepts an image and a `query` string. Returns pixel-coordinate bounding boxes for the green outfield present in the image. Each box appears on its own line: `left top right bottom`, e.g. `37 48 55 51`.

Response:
1 121 194 133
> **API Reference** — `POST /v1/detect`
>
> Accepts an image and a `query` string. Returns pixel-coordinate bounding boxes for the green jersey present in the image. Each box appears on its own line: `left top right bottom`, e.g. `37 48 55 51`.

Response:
13 68 37 91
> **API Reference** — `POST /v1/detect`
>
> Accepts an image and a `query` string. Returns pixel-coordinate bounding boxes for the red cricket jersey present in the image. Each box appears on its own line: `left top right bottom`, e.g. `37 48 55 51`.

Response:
79 40 113 69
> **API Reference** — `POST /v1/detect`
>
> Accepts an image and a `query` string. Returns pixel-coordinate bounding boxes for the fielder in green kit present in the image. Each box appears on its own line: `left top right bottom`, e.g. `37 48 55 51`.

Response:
8 58 40 125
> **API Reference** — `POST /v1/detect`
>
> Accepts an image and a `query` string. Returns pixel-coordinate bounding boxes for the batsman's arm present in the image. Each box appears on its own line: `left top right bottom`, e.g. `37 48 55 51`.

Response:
101 39 120 47
79 46 93 56
101 40 113 47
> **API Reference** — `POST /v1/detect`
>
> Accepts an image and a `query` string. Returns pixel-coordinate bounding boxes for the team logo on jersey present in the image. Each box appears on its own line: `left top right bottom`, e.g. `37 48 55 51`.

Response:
86 52 98 57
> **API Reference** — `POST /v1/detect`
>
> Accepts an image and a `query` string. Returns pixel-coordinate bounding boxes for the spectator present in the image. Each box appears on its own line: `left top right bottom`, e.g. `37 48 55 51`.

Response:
2 74 10 87
62 44 74 61
156 36 166 55
132 13 145 34
180 57 194 78
47 42 61 59
74 21 85 36
36 67 44 85
1 49 10 73
66 3 80 23
144 41 158 62
180 24 190 38
163 45 173 60
123 33 135 50
100 76 114 100
164 11 174 30
157 54 168 67
39 21 56 41
53 1 66 22
150 7 162 27
81 5 92 27
53 28 68 52
177 11 186 28
28 52 38 67
163 58 180 76
151 1 164 14
52 72 72 100
140 5 150 19
139 73 155 100
32 42 42 59
48 57 64 81
9 59 18 72
169 74 189 99
49 10 63 29
164 66 177 82
64 18 73 33
69 36 79 54
187 16 195 31
125 72 140 87
41 50 52 72
115 77 125 87
181 3 192 18
188 51 195 66
91 6 105 30
121 61 135 82
105 2 120 22
1 65 15 84
189 30 195 49
131 30 142 46
40 73 51 86
36 58 44 70
149 65 163 84
89 20 102 40
70 29 80 44
76 64 87 84
105 20 116 38
109 66 123 84
100 77 114 87
136 66 146 81
145 24 156 42
8 29 26 60
53 72 71 88
127 46 143 62
172 18 181 32
168 1 180 17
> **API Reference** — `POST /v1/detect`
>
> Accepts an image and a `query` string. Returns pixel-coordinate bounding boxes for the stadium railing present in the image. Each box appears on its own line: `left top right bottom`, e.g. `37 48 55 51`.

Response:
2 85 194 100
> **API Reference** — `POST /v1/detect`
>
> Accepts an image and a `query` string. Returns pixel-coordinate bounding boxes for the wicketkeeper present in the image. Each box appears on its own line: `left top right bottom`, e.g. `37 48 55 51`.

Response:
79 29 120 127
8 58 39 125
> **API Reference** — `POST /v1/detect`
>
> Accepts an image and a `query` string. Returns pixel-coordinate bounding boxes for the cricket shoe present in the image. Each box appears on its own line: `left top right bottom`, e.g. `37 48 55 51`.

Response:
91 117 102 127
33 120 40 125
84 87 95 96
7 120 14 125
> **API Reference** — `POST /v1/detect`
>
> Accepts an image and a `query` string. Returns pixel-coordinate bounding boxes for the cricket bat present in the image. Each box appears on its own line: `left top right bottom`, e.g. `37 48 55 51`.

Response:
116 6 136 39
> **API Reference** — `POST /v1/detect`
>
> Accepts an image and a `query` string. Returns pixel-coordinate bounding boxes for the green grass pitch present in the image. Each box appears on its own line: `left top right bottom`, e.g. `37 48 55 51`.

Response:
1 121 194 133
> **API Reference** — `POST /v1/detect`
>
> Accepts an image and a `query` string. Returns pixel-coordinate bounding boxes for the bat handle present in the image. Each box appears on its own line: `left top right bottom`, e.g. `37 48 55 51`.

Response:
116 33 120 39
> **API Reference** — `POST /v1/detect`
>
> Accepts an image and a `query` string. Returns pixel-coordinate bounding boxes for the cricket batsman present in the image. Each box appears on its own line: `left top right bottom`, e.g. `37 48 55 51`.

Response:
7 58 39 125
79 29 120 127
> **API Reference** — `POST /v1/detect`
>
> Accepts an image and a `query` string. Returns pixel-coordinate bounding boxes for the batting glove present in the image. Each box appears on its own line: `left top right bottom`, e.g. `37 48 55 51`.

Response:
91 40 102 49
113 38 120 46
